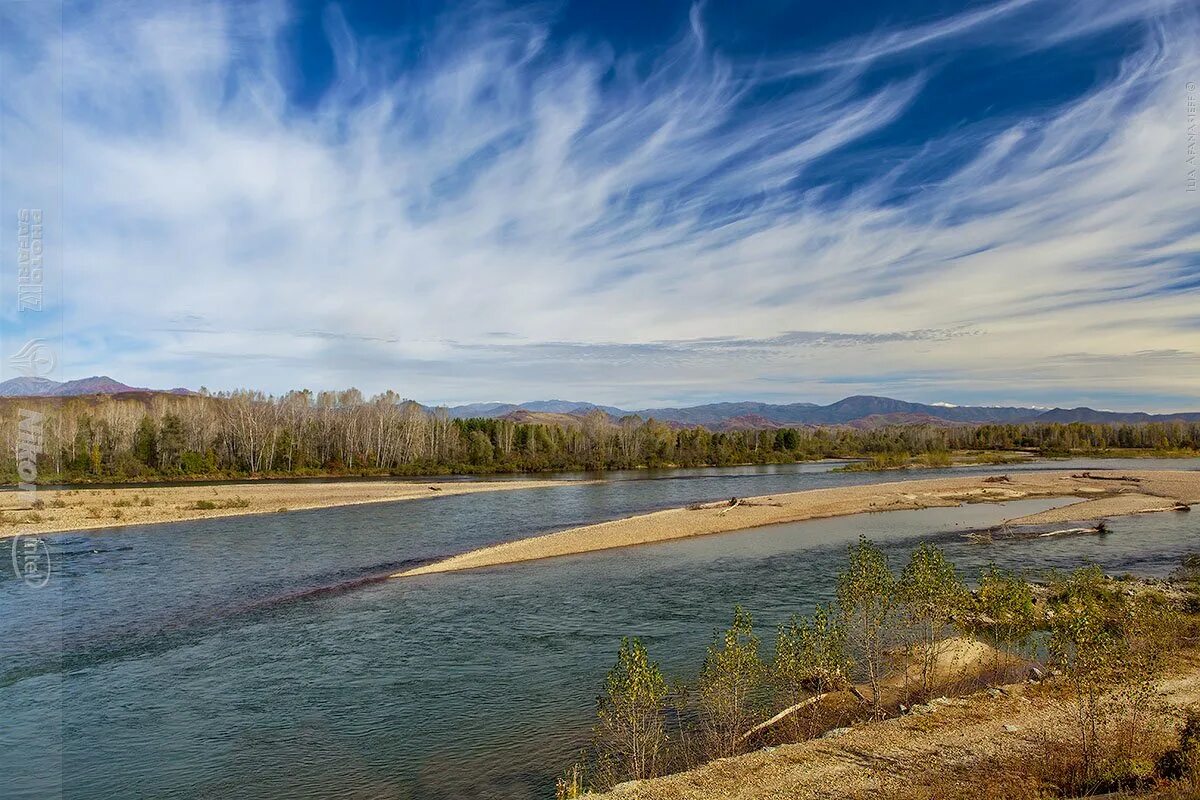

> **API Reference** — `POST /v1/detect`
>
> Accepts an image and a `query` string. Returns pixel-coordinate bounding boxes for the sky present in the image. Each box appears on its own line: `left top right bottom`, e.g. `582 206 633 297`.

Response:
0 0 1198 411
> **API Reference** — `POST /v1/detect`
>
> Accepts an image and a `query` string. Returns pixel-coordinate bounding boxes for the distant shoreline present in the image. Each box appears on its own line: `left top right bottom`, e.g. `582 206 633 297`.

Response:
394 469 1200 578
0 478 587 539
3 448 1196 490
0 457 848 490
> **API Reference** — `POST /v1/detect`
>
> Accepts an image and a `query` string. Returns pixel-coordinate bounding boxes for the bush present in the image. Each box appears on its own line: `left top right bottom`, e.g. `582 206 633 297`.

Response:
697 606 765 758
1046 569 1176 793
973 564 1036 662
179 450 209 474
898 543 967 701
113 451 151 479
1157 710 1200 781
838 536 896 718
916 451 952 467
773 603 849 739
1172 554 1200 613
591 638 669 786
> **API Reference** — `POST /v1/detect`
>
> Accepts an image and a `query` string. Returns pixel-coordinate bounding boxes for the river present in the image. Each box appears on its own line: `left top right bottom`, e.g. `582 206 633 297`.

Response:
1 459 1197 798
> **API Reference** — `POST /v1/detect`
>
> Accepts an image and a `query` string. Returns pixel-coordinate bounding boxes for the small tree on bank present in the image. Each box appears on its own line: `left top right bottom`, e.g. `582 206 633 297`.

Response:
774 602 849 738
1044 567 1180 792
974 564 1037 666
837 535 896 718
1047 568 1128 784
897 542 967 700
593 637 670 785
697 606 765 758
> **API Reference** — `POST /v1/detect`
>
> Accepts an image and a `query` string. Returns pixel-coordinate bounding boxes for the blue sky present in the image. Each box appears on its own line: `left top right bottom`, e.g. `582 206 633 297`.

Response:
1 0 1198 410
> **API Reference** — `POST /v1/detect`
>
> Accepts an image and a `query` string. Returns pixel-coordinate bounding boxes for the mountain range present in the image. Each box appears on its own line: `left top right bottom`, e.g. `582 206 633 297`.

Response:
442 396 1200 429
0 376 193 398
1 377 1197 429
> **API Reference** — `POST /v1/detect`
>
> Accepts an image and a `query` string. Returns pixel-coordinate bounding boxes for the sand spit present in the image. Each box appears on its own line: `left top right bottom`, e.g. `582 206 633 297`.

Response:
395 470 1200 578
1004 492 1183 525
0 478 582 538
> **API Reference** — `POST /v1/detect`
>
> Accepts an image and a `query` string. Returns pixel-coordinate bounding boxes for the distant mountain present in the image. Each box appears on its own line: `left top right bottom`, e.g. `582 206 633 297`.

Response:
445 402 522 418
842 413 964 429
627 401 822 427
2 378 1194 427
0 376 62 397
1033 407 1200 424
445 394 1200 429
0 375 194 398
794 395 1038 425
446 399 626 419
497 409 591 426
518 400 628 417
53 376 138 395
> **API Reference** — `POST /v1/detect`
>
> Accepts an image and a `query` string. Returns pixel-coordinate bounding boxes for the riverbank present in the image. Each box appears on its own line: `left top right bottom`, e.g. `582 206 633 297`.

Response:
0 478 582 538
590 650 1200 799
834 448 1200 473
395 469 1200 577
6 448 1195 488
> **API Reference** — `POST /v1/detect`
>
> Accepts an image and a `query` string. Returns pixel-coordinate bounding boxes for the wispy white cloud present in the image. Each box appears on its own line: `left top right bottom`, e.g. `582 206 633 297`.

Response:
0 0 1197 409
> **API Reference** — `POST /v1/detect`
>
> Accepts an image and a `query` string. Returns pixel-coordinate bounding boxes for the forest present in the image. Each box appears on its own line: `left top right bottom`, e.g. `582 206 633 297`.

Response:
1 390 1198 483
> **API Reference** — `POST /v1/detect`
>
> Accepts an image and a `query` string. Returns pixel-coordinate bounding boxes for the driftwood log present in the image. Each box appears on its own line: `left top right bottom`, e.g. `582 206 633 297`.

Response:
1071 472 1141 482
687 497 784 512
739 691 836 742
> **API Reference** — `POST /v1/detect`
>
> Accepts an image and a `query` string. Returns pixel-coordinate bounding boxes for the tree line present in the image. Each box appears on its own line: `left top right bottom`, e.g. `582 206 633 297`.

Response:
0 390 1197 483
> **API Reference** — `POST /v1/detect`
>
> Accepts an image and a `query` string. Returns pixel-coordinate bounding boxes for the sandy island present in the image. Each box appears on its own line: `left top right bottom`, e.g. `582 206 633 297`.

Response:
0 478 583 539
394 469 1200 577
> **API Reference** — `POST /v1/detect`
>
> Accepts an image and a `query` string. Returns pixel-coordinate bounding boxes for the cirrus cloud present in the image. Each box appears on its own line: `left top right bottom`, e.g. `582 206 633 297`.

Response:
0 0 1197 410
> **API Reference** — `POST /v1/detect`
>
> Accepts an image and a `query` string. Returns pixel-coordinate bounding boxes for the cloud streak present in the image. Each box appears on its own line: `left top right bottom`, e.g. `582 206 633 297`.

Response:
0 0 1197 410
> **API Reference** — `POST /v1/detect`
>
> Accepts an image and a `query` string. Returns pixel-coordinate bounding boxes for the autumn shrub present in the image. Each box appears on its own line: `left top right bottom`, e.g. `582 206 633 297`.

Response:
772 603 849 740
897 543 968 701
973 564 1037 660
1156 709 1200 783
696 606 765 759
591 638 670 786
838 536 896 718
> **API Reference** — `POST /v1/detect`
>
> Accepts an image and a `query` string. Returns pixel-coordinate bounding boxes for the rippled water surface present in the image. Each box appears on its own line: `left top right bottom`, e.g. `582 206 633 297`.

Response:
2 459 1198 798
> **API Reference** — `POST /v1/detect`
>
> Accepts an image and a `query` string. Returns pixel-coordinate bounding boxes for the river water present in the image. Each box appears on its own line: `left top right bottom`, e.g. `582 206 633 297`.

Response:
1 459 1197 799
